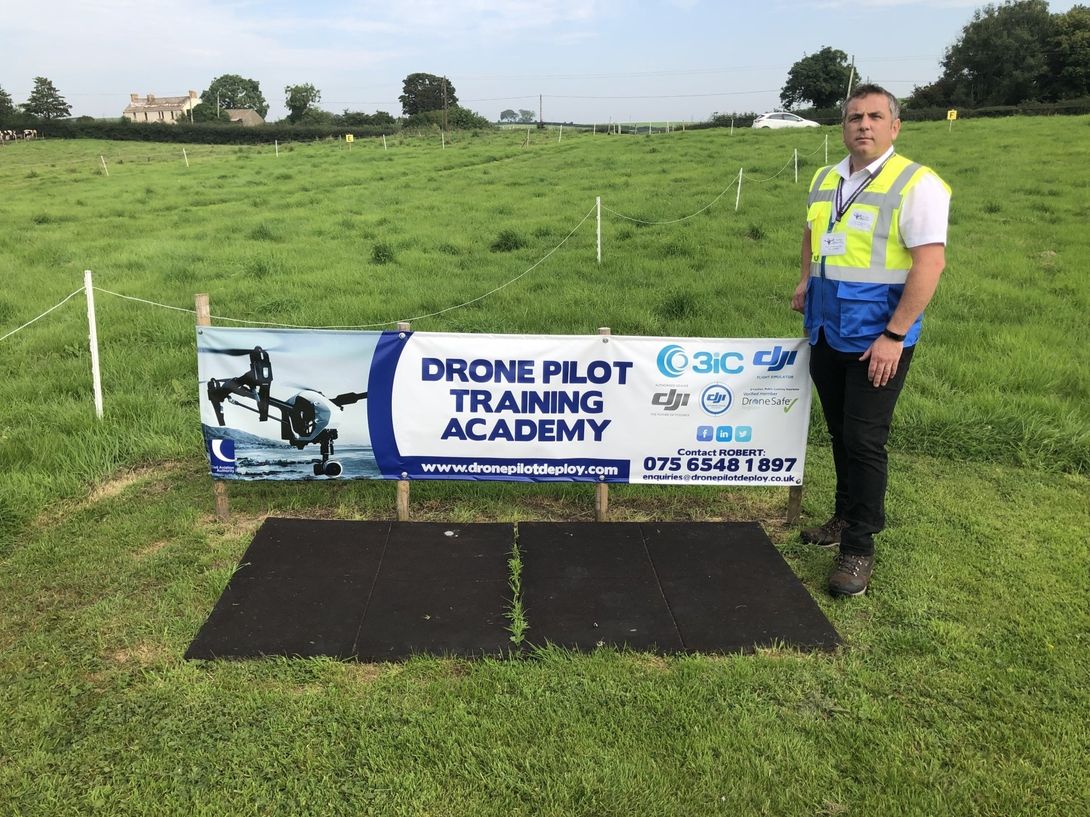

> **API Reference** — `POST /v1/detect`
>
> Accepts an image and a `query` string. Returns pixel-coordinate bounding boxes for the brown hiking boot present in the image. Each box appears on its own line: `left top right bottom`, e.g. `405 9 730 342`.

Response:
828 552 874 597
800 515 847 548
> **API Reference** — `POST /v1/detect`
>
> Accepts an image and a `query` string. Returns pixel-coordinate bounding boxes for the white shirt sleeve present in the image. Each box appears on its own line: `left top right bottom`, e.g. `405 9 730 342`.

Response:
899 173 950 247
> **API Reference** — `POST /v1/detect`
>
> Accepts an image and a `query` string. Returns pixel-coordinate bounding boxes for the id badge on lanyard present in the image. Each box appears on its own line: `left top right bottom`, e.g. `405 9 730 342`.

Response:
820 231 847 256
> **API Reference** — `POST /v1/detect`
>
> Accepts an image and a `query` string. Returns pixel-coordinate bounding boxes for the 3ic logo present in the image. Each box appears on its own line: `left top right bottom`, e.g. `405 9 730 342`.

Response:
656 344 689 378
657 344 745 378
700 384 733 416
697 425 753 443
651 389 690 411
753 345 798 372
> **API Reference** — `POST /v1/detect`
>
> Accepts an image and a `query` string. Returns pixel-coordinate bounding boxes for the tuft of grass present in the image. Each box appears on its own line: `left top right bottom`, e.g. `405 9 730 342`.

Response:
490 229 528 252
371 241 396 264
656 290 700 320
506 525 527 646
248 222 277 241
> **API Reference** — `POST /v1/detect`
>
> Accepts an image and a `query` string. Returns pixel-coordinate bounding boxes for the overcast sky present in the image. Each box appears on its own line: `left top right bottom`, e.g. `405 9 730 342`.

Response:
3 1 1080 123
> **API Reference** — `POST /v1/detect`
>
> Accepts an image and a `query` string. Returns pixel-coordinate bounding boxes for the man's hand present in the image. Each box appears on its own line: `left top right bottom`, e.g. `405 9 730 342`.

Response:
859 335 903 387
791 279 808 313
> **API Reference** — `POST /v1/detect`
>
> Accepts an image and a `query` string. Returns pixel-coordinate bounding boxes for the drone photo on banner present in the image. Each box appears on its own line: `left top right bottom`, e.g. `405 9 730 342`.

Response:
197 327 382 480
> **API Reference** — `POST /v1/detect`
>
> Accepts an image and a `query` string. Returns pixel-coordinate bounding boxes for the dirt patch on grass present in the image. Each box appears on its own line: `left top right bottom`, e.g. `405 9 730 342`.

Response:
109 642 170 667
133 539 171 560
198 511 267 540
87 462 183 506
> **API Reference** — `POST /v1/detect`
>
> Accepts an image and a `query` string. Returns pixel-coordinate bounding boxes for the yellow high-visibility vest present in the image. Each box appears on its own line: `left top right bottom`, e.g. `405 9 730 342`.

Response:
806 154 950 285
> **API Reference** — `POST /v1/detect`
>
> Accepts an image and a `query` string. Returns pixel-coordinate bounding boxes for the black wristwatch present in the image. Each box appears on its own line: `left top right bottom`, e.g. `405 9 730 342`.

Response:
882 328 907 342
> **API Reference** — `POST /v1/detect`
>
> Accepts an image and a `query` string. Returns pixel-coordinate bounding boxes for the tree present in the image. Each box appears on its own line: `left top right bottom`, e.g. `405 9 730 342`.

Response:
188 102 227 123
499 109 517 123
1047 4 1090 99
780 48 856 110
338 110 397 127
297 107 334 125
21 77 71 119
517 109 536 123
399 73 457 116
285 83 321 124
200 74 269 118
938 1 1054 106
0 86 16 119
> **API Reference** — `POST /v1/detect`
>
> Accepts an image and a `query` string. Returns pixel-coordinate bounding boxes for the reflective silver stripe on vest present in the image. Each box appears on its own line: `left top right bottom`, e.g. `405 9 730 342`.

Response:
806 166 836 206
809 261 908 284
869 162 922 269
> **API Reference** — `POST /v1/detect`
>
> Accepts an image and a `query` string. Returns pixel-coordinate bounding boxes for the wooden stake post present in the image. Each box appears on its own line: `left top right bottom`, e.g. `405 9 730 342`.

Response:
195 293 230 521
396 321 412 521
787 485 803 525
595 326 611 521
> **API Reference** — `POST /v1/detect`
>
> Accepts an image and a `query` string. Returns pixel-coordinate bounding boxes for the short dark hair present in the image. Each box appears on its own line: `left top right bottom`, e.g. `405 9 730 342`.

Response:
842 84 900 121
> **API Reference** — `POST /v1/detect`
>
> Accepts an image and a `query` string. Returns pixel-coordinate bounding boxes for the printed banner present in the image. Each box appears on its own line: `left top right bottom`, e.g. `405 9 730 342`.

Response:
197 328 811 485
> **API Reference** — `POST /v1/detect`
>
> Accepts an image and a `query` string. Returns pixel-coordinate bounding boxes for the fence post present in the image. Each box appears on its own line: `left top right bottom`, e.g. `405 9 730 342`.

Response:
100 156 109 176
183 148 189 168
596 196 602 264
595 326 611 521
396 321 412 521
196 293 230 522
84 270 104 419
275 140 279 158
794 148 798 184
735 167 743 211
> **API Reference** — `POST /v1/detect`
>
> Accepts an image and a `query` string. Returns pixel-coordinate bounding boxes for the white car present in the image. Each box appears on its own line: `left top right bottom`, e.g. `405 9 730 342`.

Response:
752 112 820 129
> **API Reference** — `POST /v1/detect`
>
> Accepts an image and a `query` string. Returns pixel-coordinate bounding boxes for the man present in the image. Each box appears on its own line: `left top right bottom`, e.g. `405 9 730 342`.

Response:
791 84 950 597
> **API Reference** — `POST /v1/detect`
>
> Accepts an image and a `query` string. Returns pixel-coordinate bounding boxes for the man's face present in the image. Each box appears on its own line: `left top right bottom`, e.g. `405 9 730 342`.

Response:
842 94 901 167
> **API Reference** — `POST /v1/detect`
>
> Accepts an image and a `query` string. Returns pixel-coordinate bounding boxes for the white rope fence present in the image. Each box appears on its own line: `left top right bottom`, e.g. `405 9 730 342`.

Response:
602 176 739 225
0 286 85 343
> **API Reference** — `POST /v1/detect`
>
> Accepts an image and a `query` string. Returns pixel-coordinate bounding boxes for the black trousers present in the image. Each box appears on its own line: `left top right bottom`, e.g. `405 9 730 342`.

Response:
809 331 915 556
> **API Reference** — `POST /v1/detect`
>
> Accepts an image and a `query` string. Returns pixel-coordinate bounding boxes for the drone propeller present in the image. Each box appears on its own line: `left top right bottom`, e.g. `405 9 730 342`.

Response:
332 391 368 407
200 345 285 356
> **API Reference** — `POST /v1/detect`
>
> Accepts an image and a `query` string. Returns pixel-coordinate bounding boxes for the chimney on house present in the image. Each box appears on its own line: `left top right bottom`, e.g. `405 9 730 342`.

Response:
147 93 155 103
189 90 198 100
130 93 139 104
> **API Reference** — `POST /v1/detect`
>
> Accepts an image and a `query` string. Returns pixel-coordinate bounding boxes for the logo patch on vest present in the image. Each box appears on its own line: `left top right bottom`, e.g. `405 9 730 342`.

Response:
847 209 876 231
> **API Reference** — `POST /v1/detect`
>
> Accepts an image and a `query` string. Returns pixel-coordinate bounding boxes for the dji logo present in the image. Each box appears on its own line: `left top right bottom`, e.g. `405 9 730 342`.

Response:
652 389 690 411
753 345 798 372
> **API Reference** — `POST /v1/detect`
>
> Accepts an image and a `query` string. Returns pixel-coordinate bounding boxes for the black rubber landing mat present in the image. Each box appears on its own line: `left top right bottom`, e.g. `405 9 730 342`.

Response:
186 519 513 660
520 521 840 654
353 522 513 661
519 522 685 653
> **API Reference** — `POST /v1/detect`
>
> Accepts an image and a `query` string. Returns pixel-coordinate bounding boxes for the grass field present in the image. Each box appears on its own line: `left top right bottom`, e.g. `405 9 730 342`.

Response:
1 119 1088 816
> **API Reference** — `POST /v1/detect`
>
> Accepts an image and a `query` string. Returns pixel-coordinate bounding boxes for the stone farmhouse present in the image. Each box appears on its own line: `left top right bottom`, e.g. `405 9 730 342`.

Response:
124 91 199 123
